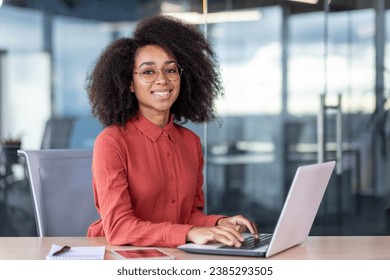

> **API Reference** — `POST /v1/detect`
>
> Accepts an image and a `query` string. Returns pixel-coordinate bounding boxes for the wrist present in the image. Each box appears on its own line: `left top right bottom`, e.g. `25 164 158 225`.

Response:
186 226 196 242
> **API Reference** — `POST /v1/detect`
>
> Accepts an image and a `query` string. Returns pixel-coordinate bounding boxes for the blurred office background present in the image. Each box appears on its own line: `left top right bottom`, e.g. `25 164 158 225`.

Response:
1 0 390 237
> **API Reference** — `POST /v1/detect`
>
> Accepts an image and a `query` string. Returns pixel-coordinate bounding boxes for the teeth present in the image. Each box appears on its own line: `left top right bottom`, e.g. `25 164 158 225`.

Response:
153 91 170 97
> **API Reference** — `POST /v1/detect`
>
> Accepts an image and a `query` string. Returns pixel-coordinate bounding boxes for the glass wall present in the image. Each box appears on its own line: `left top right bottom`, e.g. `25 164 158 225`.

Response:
0 6 49 149
205 6 283 232
287 5 379 235
53 17 136 116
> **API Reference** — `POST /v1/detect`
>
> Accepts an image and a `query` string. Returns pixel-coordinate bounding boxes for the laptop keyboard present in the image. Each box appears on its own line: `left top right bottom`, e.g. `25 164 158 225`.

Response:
220 233 273 250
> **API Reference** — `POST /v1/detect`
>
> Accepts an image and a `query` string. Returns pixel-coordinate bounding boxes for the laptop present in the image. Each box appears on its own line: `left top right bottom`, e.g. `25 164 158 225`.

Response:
178 161 335 258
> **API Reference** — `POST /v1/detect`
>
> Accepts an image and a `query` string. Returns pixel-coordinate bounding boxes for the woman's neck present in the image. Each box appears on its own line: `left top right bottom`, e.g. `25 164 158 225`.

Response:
139 110 170 128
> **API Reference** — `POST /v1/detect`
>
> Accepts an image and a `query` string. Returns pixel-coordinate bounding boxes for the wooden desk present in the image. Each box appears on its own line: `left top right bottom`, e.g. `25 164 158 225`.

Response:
0 236 389 260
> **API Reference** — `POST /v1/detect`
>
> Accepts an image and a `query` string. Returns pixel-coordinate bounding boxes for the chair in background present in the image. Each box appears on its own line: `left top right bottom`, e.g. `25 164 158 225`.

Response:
40 116 103 149
41 117 75 149
17 149 99 237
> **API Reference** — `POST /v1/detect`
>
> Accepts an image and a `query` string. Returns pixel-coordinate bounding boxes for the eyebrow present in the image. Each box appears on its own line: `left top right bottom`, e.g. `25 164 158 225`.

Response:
139 60 176 67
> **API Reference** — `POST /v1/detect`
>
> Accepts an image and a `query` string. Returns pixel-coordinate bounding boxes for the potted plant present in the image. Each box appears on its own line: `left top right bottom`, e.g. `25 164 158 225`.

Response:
0 137 22 166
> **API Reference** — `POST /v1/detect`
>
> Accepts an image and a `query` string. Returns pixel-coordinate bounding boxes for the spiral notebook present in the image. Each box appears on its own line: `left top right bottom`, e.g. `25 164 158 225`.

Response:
46 244 105 260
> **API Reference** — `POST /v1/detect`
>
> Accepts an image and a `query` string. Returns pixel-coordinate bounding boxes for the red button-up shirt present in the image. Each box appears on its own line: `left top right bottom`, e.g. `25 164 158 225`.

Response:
87 113 223 247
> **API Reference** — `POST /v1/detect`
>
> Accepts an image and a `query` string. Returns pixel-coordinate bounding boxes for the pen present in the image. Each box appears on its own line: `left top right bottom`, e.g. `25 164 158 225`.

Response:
52 245 71 256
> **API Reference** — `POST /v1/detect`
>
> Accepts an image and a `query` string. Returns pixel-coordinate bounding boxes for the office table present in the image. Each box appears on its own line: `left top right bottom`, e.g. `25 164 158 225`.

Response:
0 236 389 260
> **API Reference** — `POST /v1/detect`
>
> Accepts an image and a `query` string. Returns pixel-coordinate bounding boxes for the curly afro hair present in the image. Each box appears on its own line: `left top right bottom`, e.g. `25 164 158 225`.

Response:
86 14 223 127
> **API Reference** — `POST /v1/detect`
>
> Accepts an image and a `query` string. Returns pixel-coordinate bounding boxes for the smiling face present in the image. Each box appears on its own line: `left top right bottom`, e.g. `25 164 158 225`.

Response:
130 45 180 126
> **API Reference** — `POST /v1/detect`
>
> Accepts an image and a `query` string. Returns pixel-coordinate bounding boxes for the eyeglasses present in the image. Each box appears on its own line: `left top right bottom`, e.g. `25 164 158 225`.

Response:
133 62 183 83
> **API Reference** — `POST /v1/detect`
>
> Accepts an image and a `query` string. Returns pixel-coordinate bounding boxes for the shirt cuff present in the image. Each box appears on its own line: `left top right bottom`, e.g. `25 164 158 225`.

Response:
164 224 194 247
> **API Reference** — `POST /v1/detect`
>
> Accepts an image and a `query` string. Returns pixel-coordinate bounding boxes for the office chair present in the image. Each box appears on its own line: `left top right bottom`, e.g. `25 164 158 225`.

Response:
41 117 75 149
17 149 99 237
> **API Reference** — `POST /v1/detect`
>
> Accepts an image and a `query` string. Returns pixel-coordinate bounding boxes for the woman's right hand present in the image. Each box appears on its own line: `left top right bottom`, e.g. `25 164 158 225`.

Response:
186 226 246 247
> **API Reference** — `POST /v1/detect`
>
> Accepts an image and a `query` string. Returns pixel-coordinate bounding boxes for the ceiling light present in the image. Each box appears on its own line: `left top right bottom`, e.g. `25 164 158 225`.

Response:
161 2 187 13
164 9 262 24
287 0 319 4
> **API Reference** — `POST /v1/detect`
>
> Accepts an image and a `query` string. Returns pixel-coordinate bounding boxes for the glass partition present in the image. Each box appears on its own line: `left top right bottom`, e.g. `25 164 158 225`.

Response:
205 6 283 231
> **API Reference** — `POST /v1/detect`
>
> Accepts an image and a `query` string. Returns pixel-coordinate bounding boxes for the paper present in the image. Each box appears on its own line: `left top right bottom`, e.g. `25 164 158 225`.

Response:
46 244 105 260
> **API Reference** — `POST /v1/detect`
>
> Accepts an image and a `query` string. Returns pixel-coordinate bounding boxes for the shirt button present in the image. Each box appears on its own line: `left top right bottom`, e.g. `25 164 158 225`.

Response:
170 175 174 180
171 199 176 204
167 152 171 157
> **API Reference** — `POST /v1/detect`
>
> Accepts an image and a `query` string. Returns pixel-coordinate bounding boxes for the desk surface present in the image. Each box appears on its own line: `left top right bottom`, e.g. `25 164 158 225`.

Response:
0 236 389 260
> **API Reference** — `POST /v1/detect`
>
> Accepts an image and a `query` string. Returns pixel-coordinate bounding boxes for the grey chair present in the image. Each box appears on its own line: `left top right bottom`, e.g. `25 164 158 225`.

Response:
17 149 99 237
41 117 75 149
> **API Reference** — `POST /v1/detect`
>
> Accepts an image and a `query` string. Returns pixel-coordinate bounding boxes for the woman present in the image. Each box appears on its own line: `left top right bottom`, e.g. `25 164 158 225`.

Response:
86 14 258 247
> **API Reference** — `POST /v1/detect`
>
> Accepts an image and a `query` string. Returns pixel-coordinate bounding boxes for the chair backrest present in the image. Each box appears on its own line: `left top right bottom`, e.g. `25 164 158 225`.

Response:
17 149 99 237
41 117 75 149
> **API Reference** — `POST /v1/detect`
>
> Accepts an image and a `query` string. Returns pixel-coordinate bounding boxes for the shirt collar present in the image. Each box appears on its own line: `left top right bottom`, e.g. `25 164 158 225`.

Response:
130 112 176 142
